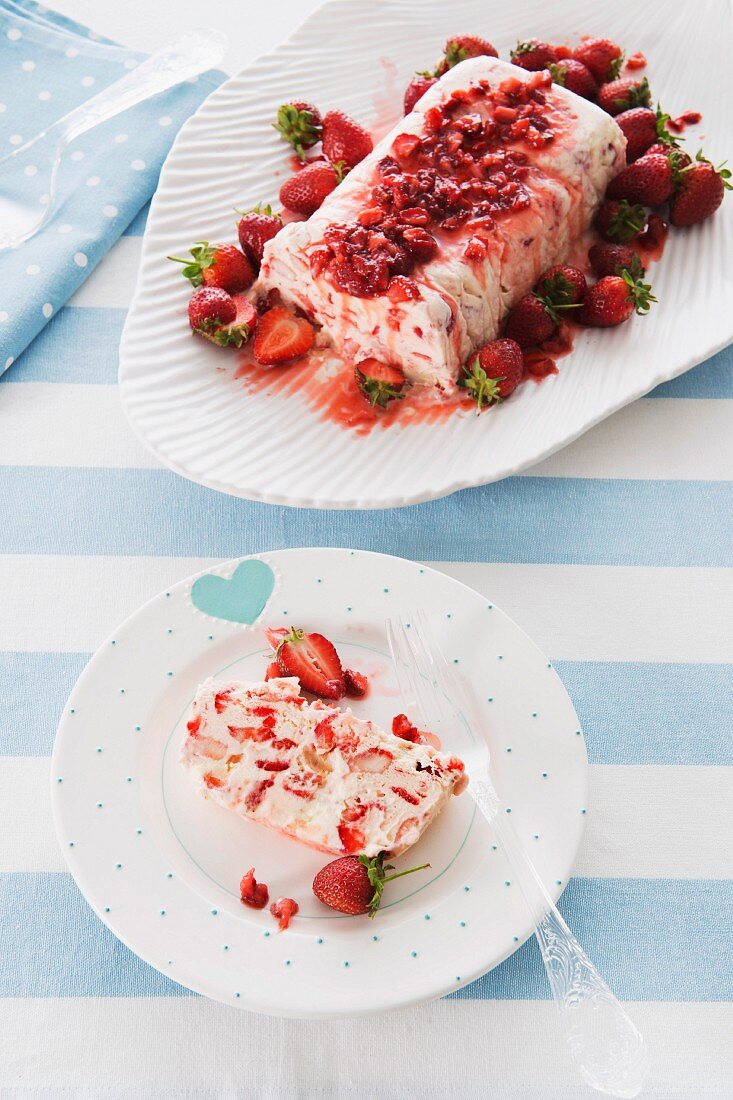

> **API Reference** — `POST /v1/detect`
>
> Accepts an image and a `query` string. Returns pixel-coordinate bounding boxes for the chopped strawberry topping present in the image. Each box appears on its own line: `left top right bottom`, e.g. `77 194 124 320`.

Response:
240 868 269 909
228 724 272 743
270 897 299 931
271 737 297 751
352 748 394 773
214 690 233 713
283 770 325 799
338 823 366 854
186 713 202 735
264 661 280 680
314 714 337 751
392 713 421 742
244 778 273 811
203 773 223 788
193 735 228 759
255 759 290 771
391 785 421 806
344 668 369 697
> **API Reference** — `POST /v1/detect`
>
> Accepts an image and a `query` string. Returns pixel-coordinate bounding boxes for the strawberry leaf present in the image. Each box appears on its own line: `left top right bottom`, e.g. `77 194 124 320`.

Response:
621 268 657 315
460 358 504 412
168 241 217 287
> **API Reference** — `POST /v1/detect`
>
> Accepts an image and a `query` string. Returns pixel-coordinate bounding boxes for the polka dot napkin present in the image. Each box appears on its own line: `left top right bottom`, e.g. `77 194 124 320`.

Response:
0 0 223 374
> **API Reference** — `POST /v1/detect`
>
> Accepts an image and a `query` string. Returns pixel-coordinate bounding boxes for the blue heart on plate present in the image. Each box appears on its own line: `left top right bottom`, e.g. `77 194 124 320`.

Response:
190 559 275 624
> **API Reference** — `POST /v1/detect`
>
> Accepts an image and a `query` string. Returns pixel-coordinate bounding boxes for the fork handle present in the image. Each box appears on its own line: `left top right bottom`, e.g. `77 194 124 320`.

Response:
58 29 226 147
471 778 648 1098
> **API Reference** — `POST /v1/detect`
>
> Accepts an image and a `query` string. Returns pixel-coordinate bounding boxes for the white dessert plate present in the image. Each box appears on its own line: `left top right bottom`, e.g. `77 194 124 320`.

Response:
51 548 587 1018
119 0 733 510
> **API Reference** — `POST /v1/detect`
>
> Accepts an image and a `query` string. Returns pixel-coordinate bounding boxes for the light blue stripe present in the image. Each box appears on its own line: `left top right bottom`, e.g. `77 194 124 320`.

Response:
2 308 125 384
1 874 729 999
0 468 730 565
553 662 733 766
5 306 732 397
6 652 730 763
0 651 89 756
650 343 733 398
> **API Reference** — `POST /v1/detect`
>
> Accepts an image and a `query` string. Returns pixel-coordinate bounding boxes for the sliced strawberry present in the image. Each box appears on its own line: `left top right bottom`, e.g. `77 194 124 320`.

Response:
265 626 289 650
253 306 315 365
344 668 369 697
264 660 281 680
276 627 345 699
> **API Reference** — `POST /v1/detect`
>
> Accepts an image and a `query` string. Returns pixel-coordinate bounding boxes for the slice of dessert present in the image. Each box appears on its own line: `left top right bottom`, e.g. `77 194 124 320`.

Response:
258 56 626 393
181 676 467 857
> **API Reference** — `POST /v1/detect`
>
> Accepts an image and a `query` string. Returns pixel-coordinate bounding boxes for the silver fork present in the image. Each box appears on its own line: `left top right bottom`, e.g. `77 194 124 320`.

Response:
387 610 648 1099
0 29 226 250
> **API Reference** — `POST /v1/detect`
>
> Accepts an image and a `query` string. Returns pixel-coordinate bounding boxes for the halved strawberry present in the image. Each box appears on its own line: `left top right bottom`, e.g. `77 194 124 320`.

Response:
188 289 257 349
253 306 315 364
276 627 345 699
354 358 406 408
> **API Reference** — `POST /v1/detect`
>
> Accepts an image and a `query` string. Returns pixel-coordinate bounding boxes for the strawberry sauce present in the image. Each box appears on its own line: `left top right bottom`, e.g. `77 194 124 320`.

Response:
625 52 647 70
668 111 702 134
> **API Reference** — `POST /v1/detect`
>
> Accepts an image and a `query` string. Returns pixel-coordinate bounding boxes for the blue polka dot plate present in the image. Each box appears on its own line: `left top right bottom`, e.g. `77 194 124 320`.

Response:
51 548 588 1017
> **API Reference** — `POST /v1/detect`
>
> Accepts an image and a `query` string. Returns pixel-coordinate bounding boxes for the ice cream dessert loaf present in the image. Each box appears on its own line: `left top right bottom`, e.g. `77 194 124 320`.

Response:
257 56 626 393
181 676 467 857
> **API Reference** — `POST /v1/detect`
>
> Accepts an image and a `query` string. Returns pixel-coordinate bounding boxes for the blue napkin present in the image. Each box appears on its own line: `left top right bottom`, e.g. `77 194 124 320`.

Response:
0 0 224 372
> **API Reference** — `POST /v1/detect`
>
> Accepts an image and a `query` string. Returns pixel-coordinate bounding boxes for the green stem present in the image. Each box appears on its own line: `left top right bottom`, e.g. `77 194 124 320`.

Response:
383 862 430 884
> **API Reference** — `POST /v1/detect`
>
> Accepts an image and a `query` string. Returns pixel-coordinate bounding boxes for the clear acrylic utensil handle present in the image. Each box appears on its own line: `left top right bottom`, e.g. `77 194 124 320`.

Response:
59 29 227 147
471 776 648 1098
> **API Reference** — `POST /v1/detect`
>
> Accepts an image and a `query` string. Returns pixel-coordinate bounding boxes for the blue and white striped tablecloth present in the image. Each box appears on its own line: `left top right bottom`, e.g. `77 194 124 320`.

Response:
0 203 731 1098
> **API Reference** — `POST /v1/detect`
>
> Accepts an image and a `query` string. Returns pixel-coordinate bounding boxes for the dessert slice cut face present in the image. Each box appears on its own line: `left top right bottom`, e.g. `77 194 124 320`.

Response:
257 56 626 394
181 677 467 857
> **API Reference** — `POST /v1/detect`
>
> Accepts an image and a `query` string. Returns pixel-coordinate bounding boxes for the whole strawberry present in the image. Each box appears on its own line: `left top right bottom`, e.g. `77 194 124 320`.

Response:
236 204 283 268
188 286 235 334
504 294 556 347
169 241 254 293
595 198 647 243
547 59 597 100
598 76 651 116
274 100 323 159
510 38 559 71
615 107 666 163
669 154 732 227
312 852 429 917
280 160 343 216
579 271 656 327
404 74 437 115
535 264 586 307
461 338 523 411
443 34 498 68
606 152 674 206
571 38 623 84
588 242 644 279
322 109 373 169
